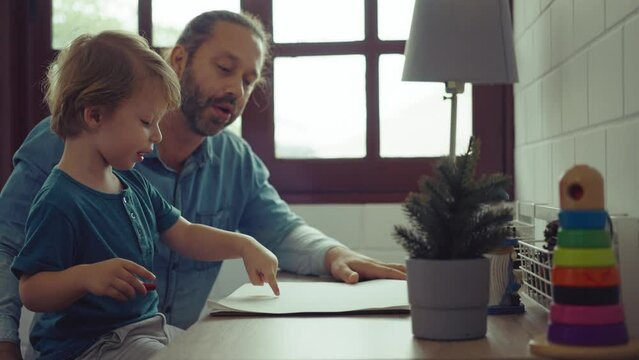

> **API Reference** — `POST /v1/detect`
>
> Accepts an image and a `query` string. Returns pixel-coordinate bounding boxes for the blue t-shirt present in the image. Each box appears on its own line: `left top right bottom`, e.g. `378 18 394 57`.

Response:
11 167 180 360
0 117 339 344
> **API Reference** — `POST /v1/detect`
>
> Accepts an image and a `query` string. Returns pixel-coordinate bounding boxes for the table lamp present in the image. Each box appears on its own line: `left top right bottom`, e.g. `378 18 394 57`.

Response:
402 0 518 161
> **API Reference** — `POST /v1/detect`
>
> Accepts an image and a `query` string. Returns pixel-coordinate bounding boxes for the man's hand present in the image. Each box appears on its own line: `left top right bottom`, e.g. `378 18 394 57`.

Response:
0 341 22 360
324 246 407 284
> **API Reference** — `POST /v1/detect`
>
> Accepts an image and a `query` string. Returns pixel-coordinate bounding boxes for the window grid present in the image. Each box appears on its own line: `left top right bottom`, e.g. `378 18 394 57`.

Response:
27 0 513 203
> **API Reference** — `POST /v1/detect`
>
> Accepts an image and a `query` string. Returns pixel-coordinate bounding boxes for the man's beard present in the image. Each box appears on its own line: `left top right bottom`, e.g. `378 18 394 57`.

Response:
180 68 237 137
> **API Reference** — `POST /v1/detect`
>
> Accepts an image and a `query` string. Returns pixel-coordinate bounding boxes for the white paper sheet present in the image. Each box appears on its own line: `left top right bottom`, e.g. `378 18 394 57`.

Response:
208 279 409 315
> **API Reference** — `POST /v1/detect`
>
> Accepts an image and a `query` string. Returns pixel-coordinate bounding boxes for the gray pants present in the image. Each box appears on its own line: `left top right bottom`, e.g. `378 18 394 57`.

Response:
74 314 183 360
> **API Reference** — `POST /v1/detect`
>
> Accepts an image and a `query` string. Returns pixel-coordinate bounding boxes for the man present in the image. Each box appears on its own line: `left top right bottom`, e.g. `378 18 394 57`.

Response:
0 10 406 359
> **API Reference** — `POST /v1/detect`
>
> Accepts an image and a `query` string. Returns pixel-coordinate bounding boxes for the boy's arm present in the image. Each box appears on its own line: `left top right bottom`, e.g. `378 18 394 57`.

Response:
161 217 279 295
0 342 22 360
19 265 89 312
19 259 155 312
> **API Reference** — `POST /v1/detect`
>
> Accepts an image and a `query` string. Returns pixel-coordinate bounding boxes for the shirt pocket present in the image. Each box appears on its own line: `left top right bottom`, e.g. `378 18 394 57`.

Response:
192 209 232 270
195 209 232 229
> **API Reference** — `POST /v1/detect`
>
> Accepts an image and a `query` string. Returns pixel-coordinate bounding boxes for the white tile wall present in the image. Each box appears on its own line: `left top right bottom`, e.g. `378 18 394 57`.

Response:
625 15 639 115
605 0 639 29
561 53 588 132
532 13 552 79
542 69 562 137
574 0 605 50
605 120 639 217
290 204 406 263
533 144 553 204
588 29 623 125
575 129 606 176
515 0 639 218
550 138 575 207
550 0 574 67
525 82 543 142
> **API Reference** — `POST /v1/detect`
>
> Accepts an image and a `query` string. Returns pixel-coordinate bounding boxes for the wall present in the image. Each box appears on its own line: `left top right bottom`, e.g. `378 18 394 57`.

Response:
513 0 639 216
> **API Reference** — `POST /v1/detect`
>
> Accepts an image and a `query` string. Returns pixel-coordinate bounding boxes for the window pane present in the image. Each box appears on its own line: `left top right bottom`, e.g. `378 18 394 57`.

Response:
152 0 240 48
273 0 364 43
274 56 366 159
377 0 415 41
52 0 137 49
379 54 472 158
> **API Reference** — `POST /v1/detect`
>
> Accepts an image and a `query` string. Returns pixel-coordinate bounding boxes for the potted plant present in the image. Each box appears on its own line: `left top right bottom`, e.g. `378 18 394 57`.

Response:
393 137 512 340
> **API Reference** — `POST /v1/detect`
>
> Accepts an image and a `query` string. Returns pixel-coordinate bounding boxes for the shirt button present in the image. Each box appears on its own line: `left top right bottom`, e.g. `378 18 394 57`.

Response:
130 213 136 219
123 197 127 204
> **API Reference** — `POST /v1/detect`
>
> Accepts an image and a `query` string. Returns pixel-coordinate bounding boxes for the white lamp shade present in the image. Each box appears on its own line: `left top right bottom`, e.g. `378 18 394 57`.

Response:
402 0 518 84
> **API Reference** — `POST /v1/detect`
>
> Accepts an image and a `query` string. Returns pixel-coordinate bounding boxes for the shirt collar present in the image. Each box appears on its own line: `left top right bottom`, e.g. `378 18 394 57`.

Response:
145 135 221 169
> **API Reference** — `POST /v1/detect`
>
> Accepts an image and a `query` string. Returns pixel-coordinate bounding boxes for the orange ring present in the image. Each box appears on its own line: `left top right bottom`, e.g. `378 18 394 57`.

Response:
552 267 620 287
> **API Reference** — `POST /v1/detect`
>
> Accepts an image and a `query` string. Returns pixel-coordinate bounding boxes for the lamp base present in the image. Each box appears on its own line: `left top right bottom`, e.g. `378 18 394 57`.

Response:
445 81 465 95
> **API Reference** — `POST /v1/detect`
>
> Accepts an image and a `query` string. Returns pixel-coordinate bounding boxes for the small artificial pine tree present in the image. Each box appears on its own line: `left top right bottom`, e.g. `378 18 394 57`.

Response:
393 137 513 260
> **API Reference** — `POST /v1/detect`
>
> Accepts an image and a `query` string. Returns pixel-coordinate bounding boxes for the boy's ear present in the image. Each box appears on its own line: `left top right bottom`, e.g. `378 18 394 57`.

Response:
170 45 188 79
82 106 102 129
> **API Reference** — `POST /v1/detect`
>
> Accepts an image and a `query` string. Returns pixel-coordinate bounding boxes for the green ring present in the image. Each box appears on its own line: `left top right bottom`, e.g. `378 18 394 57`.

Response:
553 247 616 267
557 229 611 248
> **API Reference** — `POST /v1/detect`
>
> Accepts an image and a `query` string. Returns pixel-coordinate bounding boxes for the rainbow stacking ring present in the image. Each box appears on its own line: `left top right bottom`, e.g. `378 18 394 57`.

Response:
548 322 628 346
550 304 625 325
552 267 620 287
553 247 616 267
557 229 610 248
552 286 619 305
558 210 607 229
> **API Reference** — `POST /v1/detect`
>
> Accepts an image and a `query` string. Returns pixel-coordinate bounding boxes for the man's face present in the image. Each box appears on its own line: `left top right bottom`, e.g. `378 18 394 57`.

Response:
179 21 264 137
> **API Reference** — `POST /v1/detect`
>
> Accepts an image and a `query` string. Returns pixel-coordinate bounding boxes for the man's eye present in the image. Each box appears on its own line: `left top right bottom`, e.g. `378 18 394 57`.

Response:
218 65 231 73
140 119 151 126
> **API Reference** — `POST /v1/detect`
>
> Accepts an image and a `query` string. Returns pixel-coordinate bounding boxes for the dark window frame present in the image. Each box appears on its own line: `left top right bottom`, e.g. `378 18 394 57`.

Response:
241 0 513 203
5 0 513 203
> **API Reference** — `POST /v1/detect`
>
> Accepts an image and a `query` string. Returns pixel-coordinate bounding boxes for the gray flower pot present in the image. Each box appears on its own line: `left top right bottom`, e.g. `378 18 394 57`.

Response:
406 257 490 340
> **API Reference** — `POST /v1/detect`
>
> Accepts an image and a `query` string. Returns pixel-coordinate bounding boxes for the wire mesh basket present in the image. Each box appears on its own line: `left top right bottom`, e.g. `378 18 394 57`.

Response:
517 240 553 311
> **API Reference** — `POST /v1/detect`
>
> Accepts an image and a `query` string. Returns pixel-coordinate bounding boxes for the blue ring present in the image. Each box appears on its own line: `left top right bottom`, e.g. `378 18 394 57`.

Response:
559 210 607 229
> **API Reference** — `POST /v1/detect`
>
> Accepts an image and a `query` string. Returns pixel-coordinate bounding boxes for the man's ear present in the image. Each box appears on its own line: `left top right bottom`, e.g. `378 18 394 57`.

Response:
83 106 102 129
170 45 188 79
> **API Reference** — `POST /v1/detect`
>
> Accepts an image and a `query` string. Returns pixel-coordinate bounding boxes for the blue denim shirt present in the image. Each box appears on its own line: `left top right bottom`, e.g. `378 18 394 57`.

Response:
0 117 340 344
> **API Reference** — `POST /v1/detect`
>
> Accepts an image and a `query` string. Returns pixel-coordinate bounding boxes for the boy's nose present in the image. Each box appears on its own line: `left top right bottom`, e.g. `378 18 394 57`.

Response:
151 126 163 143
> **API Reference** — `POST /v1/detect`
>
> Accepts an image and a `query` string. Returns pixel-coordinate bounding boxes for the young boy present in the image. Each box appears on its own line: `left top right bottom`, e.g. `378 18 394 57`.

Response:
10 31 279 360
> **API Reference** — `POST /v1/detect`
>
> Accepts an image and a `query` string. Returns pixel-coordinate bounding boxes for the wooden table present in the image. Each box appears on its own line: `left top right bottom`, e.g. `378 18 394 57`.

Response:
151 279 548 360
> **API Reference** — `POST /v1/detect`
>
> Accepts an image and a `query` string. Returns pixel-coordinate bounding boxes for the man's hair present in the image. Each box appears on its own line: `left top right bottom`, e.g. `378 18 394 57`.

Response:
45 31 182 139
175 10 272 78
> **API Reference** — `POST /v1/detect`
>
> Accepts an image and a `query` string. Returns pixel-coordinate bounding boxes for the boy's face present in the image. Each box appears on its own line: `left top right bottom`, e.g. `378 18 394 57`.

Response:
178 21 264 137
94 79 167 170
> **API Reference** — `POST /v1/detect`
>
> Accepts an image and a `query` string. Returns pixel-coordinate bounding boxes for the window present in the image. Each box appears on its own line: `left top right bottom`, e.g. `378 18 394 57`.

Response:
29 0 512 203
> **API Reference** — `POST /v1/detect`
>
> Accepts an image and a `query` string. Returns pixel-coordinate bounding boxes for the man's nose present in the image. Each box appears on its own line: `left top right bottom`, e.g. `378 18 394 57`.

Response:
224 76 245 99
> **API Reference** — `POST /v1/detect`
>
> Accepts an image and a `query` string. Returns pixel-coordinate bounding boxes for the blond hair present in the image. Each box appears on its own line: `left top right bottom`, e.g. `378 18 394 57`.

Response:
45 31 181 139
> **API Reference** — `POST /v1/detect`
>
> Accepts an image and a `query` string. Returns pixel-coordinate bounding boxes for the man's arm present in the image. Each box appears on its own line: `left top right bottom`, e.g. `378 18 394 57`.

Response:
0 224 23 360
0 117 62 358
234 140 406 282
278 225 406 283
